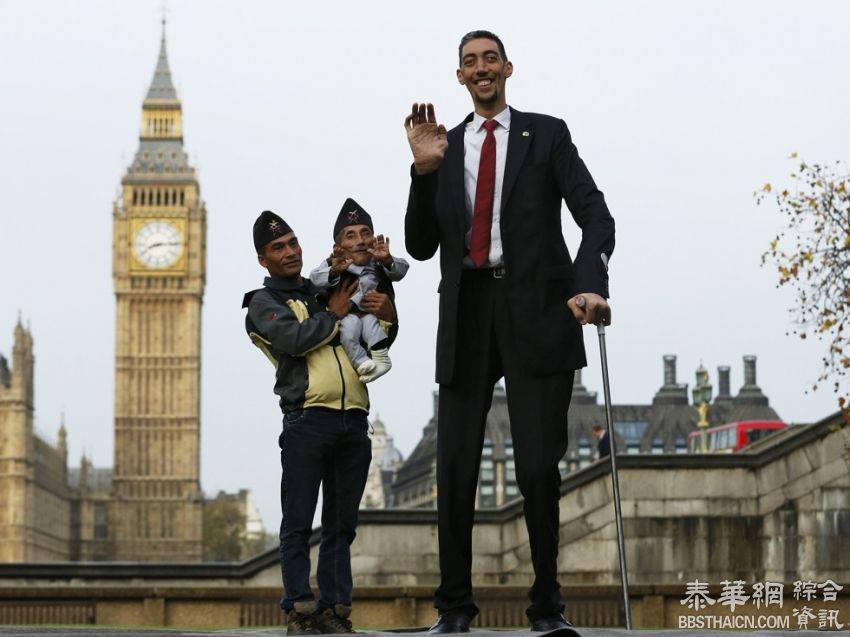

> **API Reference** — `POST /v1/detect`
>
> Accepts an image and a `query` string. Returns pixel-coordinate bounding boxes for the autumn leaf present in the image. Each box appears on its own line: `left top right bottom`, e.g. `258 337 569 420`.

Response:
761 157 850 413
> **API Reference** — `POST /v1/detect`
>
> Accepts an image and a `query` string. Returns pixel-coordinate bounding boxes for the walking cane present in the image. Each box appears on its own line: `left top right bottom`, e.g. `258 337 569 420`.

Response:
577 294 632 630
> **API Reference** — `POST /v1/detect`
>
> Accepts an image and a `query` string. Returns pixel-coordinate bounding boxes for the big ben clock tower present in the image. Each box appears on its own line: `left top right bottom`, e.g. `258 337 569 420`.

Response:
111 22 205 561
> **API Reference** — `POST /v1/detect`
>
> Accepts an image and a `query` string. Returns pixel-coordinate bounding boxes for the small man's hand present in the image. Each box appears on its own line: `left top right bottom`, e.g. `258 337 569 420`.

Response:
404 102 448 175
567 293 612 326
329 245 353 276
360 291 396 322
368 234 393 268
327 278 359 318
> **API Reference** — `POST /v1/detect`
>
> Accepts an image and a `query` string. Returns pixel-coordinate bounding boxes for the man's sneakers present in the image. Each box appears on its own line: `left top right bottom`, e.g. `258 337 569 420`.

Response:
285 604 355 635
314 605 356 633
285 609 320 635
358 348 391 384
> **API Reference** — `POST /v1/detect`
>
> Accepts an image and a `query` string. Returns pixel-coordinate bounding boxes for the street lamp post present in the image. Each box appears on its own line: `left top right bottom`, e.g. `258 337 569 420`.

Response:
691 365 713 453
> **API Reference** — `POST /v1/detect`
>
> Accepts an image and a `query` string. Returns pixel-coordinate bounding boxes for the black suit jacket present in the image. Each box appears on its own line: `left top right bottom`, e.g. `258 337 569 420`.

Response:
598 431 611 458
405 108 615 384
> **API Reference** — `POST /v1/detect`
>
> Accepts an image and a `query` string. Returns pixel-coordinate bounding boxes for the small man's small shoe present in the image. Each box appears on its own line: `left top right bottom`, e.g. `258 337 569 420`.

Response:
531 614 581 634
359 348 391 384
356 359 376 377
427 611 472 634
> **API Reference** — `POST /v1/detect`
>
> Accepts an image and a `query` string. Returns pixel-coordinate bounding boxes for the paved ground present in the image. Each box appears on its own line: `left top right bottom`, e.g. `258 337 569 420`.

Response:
0 629 847 636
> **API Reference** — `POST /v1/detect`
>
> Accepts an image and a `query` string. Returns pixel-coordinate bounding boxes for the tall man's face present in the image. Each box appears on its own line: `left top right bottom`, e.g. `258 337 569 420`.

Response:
258 232 303 279
457 37 513 112
336 224 374 266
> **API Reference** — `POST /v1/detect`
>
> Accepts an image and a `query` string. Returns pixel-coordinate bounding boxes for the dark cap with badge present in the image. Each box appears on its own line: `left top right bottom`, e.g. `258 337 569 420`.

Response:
253 210 293 253
333 198 373 240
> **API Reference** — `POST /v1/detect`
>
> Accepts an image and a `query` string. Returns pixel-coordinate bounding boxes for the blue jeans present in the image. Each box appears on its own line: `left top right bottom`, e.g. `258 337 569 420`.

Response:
278 407 371 612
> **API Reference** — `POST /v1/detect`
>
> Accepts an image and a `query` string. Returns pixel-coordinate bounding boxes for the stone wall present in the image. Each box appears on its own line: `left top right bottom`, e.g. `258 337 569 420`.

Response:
331 412 849 589
0 411 847 628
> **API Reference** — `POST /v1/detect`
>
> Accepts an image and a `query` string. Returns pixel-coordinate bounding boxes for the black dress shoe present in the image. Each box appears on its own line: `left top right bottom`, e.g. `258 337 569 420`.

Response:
426 612 472 634
531 614 581 634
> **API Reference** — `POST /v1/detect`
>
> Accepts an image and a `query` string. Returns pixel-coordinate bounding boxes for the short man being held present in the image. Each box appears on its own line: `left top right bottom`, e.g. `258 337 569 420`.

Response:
310 198 408 383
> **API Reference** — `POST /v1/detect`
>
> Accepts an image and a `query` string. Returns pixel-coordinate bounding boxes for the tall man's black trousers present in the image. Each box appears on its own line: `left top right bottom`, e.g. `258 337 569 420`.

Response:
434 268 575 622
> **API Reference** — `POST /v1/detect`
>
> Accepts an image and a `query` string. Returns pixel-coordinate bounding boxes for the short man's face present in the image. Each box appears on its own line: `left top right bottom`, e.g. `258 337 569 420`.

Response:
457 38 512 110
336 224 373 266
258 232 303 279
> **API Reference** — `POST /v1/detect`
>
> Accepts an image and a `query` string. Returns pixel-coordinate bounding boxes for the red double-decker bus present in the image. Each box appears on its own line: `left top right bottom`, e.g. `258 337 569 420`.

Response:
687 420 786 453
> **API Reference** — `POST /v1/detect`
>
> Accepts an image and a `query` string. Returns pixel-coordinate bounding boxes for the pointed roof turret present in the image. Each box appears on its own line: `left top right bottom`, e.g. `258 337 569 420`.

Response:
13 312 28 353
14 312 24 338
125 19 190 177
571 369 599 405
58 416 68 457
145 19 178 102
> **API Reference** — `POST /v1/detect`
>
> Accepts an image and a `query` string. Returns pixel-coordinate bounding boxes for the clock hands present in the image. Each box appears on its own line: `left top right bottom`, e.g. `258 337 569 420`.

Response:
141 241 181 255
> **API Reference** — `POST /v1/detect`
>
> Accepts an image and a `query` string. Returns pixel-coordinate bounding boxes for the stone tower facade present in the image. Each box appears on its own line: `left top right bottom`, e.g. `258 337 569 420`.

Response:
0 320 70 560
360 417 404 509
110 23 206 561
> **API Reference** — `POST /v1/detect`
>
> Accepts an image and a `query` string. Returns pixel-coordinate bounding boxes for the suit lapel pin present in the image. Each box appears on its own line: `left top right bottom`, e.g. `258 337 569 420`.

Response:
522 131 530 137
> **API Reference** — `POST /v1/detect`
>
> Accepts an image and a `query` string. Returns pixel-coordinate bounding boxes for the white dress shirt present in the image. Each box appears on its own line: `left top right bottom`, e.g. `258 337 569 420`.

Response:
463 106 510 267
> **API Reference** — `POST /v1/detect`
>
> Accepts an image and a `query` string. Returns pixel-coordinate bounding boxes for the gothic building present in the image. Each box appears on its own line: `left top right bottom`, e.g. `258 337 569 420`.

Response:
0 320 70 561
360 417 404 509
0 23 210 563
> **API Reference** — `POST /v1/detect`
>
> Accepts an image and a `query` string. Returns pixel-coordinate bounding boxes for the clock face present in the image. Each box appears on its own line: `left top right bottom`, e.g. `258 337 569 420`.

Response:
134 221 183 268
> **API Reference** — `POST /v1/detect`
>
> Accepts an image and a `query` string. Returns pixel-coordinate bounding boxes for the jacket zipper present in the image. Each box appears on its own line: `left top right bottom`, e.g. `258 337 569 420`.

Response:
331 347 346 411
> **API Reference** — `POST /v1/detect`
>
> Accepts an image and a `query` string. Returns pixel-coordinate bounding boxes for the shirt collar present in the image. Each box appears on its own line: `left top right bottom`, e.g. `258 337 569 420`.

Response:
472 106 511 133
264 275 306 291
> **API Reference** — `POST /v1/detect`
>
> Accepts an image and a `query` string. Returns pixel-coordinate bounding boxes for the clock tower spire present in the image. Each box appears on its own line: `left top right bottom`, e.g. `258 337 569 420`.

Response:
111 20 205 561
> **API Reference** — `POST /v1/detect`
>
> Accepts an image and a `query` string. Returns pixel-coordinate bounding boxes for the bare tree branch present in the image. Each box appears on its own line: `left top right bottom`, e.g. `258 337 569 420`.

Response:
758 156 850 420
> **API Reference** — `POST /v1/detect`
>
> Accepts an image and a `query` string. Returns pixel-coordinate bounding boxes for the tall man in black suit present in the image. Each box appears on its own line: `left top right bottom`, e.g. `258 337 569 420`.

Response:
403 31 615 634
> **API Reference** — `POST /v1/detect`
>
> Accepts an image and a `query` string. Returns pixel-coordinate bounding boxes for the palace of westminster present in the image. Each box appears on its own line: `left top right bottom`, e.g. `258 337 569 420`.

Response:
0 28 782 564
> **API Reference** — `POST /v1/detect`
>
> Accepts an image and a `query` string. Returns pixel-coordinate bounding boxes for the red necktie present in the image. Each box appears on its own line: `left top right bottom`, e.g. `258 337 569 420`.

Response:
469 120 498 267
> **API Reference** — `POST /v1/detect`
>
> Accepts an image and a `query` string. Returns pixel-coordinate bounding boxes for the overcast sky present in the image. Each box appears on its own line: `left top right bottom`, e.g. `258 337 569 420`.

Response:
1 0 849 535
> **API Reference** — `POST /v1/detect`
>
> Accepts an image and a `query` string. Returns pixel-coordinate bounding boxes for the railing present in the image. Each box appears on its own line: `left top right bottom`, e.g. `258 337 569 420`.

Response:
0 585 847 629
0 600 95 625
0 586 628 628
